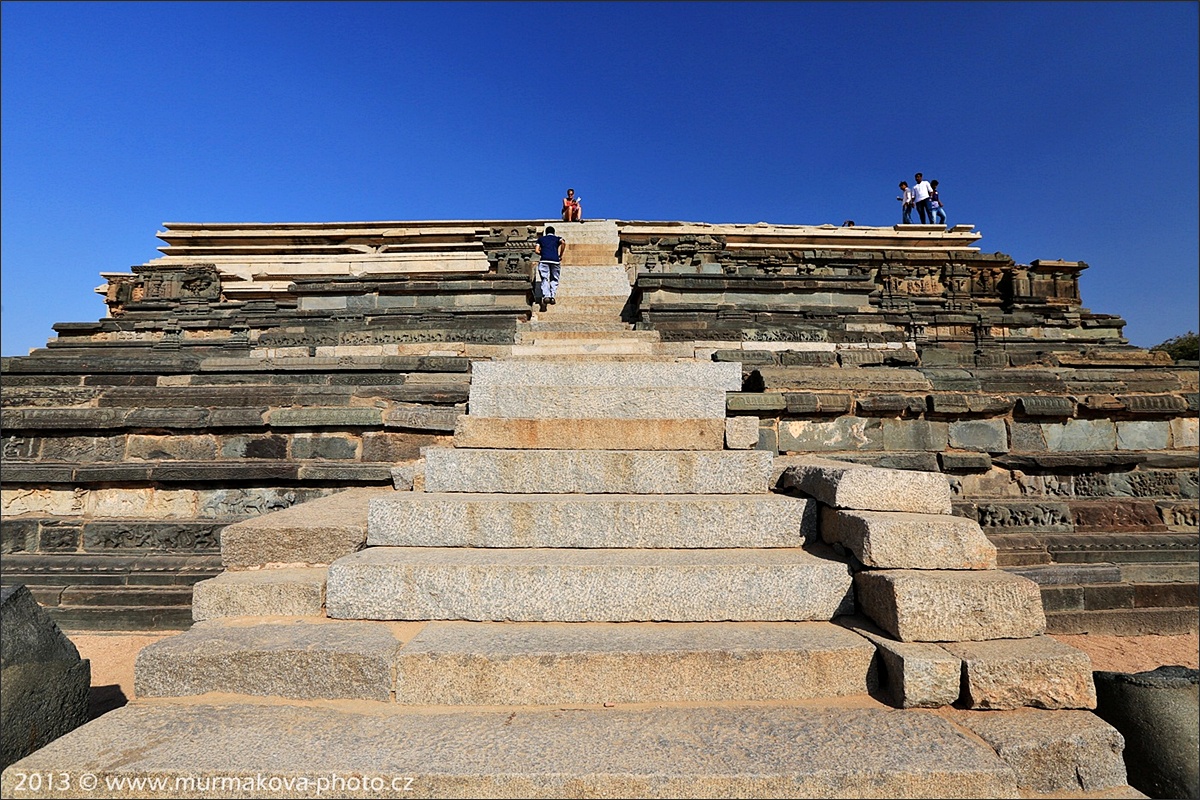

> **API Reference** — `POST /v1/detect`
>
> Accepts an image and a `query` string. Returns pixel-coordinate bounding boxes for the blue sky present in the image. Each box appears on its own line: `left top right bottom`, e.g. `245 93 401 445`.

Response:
2 1 1197 356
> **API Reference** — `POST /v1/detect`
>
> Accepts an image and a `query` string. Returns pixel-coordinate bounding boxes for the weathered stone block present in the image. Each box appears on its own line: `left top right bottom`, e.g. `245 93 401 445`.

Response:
0 702 1022 799
454 417 724 451
1071 499 1166 532
837 349 885 367
778 350 837 367
756 367 932 392
975 501 1073 531
757 424 778 454
267 408 382 427
424 448 774 494
778 417 884 453
1116 420 1171 451
778 456 953 514
840 617 960 708
326 547 854 622
221 488 380 568
955 709 1126 792
0 488 85 517
369 493 814 549
1 519 35 554
821 508 996 569
37 435 126 462
948 420 1009 453
1042 419 1117 452
713 349 775 365
881 420 948 451
360 431 438 461
83 521 220 552
471 360 742 391
1009 422 1046 452
725 416 759 450
191 567 326 620
125 407 210 429
1171 417 1199 448
1119 394 1188 414
1 585 90 771
1018 396 1075 417
394 621 875 705
726 393 786 413
221 434 288 459
208 407 267 427
290 434 359 460
855 394 926 415
135 619 403 701
855 569 1046 642
939 452 992 472
383 403 462 432
943 635 1097 710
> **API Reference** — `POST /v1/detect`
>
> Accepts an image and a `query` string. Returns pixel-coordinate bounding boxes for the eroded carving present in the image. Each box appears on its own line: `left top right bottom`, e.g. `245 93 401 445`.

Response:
977 502 1072 530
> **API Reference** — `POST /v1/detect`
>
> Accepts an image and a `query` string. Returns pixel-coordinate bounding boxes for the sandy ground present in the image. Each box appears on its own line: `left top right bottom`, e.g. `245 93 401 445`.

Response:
68 628 1199 721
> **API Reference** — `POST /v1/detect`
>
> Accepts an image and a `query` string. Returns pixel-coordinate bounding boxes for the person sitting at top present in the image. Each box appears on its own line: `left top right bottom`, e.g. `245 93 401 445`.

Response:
562 188 582 222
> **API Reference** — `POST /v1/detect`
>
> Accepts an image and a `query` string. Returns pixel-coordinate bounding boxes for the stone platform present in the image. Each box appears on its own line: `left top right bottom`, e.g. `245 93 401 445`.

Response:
1 217 1195 638
2 314 1147 796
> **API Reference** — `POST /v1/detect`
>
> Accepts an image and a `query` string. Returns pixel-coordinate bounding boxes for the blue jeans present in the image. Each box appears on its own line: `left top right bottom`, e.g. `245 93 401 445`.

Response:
931 205 946 225
902 204 913 224
538 260 560 301
915 198 932 224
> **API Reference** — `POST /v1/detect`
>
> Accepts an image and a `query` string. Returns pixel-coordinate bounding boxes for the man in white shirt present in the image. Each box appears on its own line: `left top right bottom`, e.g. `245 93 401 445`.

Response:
912 173 934 224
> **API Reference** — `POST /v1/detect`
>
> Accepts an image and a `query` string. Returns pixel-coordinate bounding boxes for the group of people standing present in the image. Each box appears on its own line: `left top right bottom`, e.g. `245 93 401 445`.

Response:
896 173 946 225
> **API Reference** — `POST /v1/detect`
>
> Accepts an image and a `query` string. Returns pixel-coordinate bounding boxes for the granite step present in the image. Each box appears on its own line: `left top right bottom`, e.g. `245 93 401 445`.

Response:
468 359 741 390
1 700 1032 799
366 493 814 548
519 319 632 332
469 383 730 418
422 447 774 493
540 297 629 310
451 416 726 450
508 341 660 357
134 618 875 705
325 546 854 622
192 567 327 621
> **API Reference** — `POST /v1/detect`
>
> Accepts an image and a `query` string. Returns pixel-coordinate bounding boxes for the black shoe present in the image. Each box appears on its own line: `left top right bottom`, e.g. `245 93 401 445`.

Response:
539 299 547 312
548 296 556 304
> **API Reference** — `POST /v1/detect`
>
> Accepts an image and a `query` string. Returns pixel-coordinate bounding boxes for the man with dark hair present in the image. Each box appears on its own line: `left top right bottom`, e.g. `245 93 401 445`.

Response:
535 225 566 311
912 173 934 224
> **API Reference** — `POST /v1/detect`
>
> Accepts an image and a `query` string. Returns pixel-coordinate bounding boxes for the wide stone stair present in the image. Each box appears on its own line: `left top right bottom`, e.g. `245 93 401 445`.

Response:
1 256 1144 798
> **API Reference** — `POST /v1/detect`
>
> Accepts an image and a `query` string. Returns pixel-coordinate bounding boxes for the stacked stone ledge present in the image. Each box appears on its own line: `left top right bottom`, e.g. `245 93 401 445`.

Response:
780 456 1097 711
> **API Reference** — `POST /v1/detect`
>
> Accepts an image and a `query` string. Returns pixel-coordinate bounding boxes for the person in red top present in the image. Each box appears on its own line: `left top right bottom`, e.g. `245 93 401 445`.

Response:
561 188 582 222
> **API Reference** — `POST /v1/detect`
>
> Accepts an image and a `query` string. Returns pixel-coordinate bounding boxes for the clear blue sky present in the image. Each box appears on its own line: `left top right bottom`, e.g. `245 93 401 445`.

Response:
2 1 1197 356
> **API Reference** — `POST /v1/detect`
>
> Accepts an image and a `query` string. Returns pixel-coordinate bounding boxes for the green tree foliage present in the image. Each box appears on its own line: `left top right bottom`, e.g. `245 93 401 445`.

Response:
1151 331 1199 362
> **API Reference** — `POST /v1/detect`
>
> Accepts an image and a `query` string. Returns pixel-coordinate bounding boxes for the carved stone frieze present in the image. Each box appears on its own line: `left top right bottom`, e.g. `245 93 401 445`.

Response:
2 436 36 459
1157 501 1200 529
626 235 726 273
975 501 1073 531
82 522 222 551
106 266 223 314
480 225 539 276
198 488 301 518
1109 470 1182 499
1014 471 1075 497
258 327 515 348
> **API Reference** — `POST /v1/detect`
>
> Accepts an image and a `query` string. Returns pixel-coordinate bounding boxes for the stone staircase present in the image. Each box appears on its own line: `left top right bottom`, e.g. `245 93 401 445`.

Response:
0 231 1145 798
